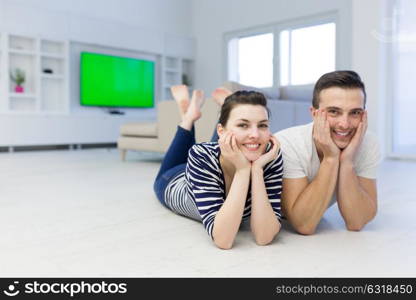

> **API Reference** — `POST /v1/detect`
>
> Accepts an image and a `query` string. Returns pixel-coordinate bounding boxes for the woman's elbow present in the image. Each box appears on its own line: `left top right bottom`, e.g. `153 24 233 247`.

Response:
254 227 280 246
213 238 234 250
254 236 274 246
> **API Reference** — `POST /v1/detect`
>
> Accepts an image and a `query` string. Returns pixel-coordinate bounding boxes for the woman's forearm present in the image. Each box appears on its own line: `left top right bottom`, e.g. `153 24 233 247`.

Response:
250 166 280 245
212 168 251 249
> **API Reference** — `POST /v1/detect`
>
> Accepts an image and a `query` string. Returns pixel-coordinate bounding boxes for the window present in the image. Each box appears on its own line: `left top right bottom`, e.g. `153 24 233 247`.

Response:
227 33 274 88
226 18 336 91
391 0 416 157
280 23 336 86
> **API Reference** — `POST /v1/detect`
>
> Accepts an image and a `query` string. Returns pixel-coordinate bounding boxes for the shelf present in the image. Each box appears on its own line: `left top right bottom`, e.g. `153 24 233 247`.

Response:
162 56 194 101
41 74 64 80
165 68 179 73
9 96 37 112
41 56 65 75
164 56 180 69
9 93 37 99
9 49 37 56
41 40 65 55
1 33 68 114
40 52 65 59
9 35 36 52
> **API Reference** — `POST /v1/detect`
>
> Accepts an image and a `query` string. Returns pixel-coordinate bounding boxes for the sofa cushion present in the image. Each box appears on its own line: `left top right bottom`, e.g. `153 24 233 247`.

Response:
279 85 312 101
120 122 157 137
222 81 280 99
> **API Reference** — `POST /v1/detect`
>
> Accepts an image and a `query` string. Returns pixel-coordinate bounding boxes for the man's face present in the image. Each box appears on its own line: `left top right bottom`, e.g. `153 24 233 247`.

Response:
312 87 365 149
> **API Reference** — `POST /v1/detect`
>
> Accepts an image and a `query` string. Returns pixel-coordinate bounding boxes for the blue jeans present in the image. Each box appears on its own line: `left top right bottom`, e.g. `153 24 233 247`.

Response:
153 125 218 207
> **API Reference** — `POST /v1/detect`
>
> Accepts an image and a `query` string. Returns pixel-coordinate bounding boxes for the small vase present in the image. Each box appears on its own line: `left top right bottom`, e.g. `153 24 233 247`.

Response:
15 85 24 93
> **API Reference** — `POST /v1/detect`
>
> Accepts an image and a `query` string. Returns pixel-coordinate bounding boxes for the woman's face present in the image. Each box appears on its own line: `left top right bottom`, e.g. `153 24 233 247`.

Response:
218 104 271 162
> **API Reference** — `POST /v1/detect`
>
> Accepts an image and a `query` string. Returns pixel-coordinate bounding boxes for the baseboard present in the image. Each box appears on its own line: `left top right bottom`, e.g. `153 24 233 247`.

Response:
0 143 117 153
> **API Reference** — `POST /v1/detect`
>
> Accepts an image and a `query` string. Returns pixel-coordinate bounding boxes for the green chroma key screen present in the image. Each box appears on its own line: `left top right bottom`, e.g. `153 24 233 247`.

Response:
80 52 154 108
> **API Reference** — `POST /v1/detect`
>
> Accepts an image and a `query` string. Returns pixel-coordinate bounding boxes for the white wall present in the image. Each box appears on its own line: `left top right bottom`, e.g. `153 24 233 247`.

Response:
350 0 389 158
191 0 389 157
0 0 391 154
191 0 352 93
0 0 193 37
0 0 195 146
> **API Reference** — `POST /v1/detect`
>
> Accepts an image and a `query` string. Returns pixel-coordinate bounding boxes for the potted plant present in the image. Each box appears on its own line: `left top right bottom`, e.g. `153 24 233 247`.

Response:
10 68 26 93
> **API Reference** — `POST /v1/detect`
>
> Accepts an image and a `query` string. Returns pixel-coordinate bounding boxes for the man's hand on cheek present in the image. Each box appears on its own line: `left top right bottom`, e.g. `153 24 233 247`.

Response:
313 109 340 159
340 111 368 163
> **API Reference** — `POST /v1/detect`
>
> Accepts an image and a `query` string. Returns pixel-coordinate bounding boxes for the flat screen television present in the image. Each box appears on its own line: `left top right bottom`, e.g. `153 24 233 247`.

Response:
80 52 154 108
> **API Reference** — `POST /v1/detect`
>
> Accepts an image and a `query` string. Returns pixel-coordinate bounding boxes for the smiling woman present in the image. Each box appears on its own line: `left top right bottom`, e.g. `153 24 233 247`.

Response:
153 86 283 249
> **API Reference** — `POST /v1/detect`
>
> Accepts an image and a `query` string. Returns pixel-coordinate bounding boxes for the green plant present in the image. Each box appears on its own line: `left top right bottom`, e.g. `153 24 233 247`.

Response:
10 68 26 86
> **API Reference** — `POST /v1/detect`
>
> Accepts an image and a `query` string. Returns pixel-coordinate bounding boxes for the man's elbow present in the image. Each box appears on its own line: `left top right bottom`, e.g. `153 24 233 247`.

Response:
345 211 376 232
296 225 317 235
285 211 317 235
345 219 370 232
292 222 317 235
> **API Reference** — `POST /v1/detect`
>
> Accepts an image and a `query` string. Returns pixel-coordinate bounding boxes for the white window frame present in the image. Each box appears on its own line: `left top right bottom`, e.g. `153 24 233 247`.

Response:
224 26 275 93
223 12 339 98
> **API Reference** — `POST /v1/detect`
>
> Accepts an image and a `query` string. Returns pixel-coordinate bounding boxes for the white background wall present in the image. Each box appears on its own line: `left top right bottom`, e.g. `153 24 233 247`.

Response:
350 0 389 158
0 0 195 146
0 0 193 37
0 0 390 155
191 0 389 157
191 0 352 93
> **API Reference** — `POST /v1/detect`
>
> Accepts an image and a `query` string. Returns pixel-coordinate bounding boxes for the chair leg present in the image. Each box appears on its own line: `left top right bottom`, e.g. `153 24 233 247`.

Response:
120 149 127 161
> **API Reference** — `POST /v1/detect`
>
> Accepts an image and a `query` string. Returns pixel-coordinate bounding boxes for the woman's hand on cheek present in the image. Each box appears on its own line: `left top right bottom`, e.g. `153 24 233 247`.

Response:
219 132 251 171
252 135 280 169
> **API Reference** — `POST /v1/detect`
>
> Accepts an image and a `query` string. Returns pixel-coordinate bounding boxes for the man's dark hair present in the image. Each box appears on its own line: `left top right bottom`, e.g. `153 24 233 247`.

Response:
312 70 366 108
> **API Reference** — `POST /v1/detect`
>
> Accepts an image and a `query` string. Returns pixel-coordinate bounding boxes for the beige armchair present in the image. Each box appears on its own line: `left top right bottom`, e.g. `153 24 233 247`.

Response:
117 99 219 160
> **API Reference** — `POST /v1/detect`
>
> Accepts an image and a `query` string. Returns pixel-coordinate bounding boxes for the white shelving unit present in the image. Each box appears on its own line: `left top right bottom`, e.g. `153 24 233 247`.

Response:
161 55 194 100
0 28 195 149
1 33 69 114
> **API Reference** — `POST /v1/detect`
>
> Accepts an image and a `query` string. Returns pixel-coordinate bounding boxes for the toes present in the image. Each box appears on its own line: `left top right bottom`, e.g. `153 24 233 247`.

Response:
170 85 189 101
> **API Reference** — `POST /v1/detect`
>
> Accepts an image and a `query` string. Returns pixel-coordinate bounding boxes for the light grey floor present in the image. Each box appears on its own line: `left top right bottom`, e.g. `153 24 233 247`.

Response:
1 148 415 277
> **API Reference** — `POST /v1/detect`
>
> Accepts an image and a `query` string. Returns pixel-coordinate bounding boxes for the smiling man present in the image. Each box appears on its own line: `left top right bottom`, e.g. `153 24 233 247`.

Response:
274 70 381 234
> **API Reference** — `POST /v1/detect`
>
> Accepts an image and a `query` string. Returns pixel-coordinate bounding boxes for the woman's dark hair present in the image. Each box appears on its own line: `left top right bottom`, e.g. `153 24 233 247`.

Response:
312 70 366 109
218 90 270 126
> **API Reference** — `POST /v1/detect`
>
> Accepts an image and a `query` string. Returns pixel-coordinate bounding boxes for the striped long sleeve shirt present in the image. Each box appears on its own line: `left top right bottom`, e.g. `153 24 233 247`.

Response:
185 142 283 238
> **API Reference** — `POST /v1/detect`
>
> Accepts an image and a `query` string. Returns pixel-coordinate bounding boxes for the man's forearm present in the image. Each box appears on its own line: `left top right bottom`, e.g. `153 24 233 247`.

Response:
290 157 339 234
337 162 377 230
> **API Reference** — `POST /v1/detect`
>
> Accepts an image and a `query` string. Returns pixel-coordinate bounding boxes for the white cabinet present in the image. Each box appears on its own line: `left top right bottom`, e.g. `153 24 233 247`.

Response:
161 55 194 100
0 30 195 148
1 33 68 114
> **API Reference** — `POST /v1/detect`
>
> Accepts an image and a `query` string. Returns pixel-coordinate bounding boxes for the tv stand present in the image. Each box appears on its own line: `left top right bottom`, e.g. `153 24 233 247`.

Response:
107 109 125 115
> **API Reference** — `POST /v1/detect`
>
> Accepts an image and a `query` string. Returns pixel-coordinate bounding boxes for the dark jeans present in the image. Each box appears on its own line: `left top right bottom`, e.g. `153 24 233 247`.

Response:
153 125 218 207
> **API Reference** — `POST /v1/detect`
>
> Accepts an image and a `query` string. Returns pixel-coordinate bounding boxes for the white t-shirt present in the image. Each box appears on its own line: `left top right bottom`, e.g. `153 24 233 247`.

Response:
274 122 381 206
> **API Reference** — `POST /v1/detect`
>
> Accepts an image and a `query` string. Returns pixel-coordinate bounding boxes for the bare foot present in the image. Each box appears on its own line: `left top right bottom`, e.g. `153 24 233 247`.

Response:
184 90 205 123
171 85 189 118
212 87 232 106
